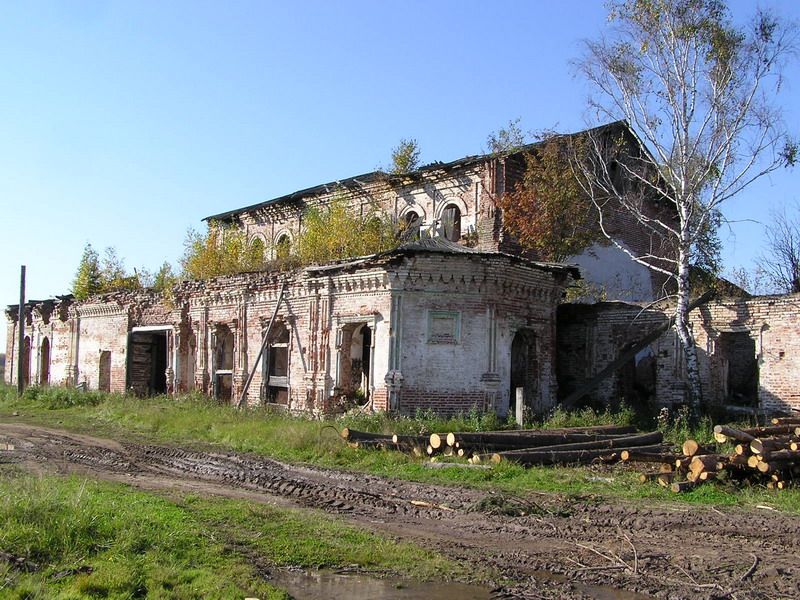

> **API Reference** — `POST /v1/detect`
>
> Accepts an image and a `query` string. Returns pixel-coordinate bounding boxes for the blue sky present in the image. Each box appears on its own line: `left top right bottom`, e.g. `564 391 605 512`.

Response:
2 0 799 352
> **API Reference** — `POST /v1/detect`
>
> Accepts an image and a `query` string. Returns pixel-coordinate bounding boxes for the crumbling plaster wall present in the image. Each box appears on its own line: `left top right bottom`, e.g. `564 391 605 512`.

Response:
393 254 565 416
6 252 570 417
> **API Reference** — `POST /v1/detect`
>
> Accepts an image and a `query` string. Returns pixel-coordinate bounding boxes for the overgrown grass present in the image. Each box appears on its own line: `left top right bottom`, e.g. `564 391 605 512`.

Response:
0 467 474 599
2 384 799 514
0 467 288 599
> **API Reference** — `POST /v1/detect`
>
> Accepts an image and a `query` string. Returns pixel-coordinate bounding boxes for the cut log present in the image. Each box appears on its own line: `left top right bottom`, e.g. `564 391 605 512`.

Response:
429 433 445 450
682 439 713 457
713 425 755 444
445 430 642 452
340 428 393 442
740 425 800 437
689 455 723 478
638 473 664 483
750 437 793 455
489 443 667 466
657 473 674 487
771 417 800 425
671 481 695 493
489 432 664 457
620 449 679 463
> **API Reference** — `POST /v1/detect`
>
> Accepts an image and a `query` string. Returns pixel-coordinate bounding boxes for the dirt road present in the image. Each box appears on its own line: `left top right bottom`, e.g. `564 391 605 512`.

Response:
1 423 797 599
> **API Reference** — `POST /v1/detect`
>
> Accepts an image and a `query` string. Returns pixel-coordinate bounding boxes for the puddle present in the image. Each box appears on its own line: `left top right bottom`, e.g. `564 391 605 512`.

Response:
531 569 653 600
271 569 491 600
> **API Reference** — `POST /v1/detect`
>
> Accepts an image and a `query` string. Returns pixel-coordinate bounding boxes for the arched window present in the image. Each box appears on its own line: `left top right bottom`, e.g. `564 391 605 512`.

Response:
441 204 461 242
275 234 291 260
403 211 421 240
249 236 266 264
39 337 51 386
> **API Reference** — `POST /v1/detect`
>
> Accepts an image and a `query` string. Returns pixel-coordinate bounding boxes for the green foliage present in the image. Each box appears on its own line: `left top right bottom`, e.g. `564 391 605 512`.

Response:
72 244 143 300
294 195 399 265
0 469 287 599
71 244 102 300
181 221 266 280
390 138 421 174
151 261 177 292
498 135 603 261
21 385 108 409
537 403 636 430
486 118 528 154
655 405 714 446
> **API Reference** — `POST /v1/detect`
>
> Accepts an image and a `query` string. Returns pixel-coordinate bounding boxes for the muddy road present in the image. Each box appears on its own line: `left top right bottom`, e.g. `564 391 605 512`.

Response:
1 423 797 599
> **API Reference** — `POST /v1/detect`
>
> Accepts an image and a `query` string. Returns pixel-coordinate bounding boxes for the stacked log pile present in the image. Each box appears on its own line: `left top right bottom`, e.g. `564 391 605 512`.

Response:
340 425 674 467
340 416 800 491
622 417 800 492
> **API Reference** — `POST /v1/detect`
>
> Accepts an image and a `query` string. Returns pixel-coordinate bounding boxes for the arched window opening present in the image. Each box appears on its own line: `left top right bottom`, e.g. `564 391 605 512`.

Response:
403 211 421 241
275 235 291 260
39 337 51 386
441 205 461 242
249 236 266 263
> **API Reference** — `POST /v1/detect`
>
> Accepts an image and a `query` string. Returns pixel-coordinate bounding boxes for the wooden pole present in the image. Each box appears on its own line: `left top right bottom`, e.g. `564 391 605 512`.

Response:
17 265 26 396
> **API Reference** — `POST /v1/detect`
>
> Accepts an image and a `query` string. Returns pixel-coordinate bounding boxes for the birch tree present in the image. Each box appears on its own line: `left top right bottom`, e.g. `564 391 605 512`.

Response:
574 0 797 407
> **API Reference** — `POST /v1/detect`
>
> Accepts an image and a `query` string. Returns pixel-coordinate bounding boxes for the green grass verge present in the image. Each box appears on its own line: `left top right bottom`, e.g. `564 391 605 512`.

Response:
0 466 474 599
2 384 798 514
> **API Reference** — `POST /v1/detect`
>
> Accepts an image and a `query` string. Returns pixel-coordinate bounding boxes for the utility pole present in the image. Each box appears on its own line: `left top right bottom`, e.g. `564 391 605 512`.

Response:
17 265 26 395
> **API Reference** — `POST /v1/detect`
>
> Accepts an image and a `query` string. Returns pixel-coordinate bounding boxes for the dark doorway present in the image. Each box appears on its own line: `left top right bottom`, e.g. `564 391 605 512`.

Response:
21 336 31 387
98 351 111 392
129 330 168 396
717 332 758 406
510 329 538 418
39 337 50 386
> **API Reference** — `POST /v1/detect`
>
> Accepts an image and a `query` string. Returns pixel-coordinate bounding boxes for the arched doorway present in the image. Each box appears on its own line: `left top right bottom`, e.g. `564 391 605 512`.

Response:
510 329 538 421
39 337 51 386
441 204 461 242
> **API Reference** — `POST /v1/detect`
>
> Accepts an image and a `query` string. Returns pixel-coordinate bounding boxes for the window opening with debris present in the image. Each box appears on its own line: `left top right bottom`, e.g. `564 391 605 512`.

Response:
212 324 234 402
262 321 290 405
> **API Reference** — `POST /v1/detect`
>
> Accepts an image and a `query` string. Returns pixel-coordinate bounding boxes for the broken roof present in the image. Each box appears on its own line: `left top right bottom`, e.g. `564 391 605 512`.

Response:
204 121 633 223
304 236 580 279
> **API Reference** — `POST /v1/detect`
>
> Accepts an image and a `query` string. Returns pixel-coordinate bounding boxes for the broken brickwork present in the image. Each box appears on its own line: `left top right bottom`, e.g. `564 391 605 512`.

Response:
5 242 575 417
557 294 800 415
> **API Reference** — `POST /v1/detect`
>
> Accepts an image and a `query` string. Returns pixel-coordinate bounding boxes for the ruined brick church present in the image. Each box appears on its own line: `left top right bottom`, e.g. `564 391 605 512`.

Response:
6 122 800 416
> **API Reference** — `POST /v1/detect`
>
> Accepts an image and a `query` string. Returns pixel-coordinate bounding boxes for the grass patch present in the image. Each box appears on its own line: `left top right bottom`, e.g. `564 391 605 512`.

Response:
2 384 799 514
0 467 474 599
0 466 288 599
